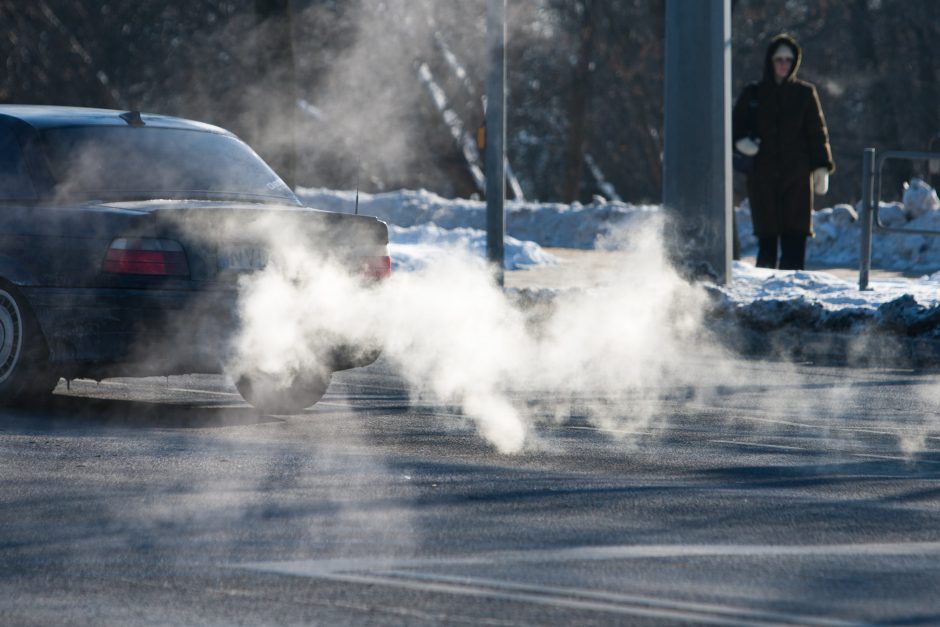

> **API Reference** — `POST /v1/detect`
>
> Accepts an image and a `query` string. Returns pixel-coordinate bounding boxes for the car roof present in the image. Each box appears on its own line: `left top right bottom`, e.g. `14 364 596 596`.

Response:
0 105 233 135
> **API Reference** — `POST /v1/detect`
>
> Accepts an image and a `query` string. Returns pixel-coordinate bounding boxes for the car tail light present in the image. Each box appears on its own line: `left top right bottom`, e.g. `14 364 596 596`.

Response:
358 255 392 281
102 238 190 277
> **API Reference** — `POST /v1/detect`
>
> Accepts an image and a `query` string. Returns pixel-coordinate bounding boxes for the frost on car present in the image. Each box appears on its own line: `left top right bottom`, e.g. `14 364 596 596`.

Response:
0 105 390 413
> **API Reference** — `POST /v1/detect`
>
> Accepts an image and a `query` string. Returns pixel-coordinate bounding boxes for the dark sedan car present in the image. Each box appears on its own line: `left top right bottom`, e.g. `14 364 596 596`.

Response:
0 105 390 412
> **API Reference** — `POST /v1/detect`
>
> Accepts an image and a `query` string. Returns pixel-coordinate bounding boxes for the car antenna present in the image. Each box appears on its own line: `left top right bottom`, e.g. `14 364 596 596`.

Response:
354 156 360 216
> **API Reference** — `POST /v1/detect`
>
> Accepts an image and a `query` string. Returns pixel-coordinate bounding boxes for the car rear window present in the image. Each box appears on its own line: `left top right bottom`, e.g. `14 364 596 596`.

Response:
0 126 37 201
39 126 300 205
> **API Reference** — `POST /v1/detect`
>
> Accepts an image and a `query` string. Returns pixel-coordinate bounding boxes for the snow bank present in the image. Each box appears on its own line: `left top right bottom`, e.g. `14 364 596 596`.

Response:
724 261 940 311
297 187 660 250
388 224 558 272
706 262 940 342
301 182 940 275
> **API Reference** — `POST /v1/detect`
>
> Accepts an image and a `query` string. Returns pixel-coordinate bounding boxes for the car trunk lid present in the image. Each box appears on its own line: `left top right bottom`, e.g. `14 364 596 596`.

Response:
104 200 390 285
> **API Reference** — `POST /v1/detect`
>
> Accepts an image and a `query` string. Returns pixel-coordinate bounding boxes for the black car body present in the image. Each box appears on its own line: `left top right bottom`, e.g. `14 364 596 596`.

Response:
0 105 389 411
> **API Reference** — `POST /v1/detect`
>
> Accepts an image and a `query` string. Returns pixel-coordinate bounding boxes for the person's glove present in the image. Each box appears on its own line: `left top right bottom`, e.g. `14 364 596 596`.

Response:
734 137 760 156
813 167 829 195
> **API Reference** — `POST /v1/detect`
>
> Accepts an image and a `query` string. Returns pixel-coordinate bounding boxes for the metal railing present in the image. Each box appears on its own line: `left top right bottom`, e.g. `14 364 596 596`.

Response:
858 148 940 290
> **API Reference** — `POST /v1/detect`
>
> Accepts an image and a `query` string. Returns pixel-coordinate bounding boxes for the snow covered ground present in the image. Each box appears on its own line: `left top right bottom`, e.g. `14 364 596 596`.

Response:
296 183 940 332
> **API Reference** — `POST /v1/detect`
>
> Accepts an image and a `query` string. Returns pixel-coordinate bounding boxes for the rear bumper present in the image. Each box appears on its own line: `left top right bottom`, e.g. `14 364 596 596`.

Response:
23 286 238 377
22 286 381 379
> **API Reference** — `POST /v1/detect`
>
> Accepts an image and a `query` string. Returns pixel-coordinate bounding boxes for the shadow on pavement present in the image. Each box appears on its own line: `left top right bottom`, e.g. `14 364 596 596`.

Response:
0 393 277 430
699 459 940 487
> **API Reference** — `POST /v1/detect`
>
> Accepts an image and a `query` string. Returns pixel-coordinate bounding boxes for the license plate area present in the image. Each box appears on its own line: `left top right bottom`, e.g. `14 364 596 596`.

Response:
217 244 268 273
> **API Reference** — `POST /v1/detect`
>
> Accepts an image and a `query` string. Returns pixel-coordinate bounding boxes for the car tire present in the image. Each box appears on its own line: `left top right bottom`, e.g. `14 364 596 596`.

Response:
235 369 332 414
0 284 59 403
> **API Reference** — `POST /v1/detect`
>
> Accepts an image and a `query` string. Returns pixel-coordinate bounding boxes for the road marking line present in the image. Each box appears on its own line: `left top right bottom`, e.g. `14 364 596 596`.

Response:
373 570 857 627
685 405 919 437
241 541 940 587
724 415 895 436
708 439 807 451
314 571 848 626
329 381 410 393
239 543 923 626
850 452 940 465
243 541 940 576
564 425 657 436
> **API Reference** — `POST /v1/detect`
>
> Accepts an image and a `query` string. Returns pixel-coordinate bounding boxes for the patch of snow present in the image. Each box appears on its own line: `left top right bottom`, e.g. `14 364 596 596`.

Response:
388 224 557 272
297 186 660 250
903 177 940 219
723 262 940 312
297 180 940 314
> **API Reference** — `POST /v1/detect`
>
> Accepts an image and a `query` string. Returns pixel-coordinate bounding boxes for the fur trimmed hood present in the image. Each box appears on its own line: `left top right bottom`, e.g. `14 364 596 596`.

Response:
762 33 802 84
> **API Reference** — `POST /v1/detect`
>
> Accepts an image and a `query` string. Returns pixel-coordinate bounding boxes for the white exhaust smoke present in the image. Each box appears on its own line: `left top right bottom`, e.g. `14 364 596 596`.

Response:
225 214 712 454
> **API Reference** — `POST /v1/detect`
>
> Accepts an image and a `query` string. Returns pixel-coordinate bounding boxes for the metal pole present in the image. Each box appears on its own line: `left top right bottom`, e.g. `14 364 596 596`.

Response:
859 147 876 291
662 0 731 284
485 0 506 286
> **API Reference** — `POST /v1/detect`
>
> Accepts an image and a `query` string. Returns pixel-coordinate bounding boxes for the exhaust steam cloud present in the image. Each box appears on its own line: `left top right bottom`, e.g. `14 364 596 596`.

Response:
187 212 715 454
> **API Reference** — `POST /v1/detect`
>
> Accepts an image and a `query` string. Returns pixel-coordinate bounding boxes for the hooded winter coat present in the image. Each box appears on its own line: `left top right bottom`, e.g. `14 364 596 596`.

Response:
733 34 834 237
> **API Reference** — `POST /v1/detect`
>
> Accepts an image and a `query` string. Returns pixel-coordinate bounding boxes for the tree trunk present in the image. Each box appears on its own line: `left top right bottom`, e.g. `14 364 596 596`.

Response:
562 0 595 203
913 4 939 144
254 0 298 189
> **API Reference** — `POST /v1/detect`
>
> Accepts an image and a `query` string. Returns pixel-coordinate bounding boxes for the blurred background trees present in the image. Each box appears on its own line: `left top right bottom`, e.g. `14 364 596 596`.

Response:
1 0 937 205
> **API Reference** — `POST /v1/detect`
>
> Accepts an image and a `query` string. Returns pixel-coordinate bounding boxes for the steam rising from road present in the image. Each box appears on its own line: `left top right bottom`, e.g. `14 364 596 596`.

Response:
216 214 711 454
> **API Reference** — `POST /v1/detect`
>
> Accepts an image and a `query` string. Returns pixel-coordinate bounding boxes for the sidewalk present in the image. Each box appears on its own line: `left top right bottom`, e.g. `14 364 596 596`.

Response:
505 248 910 290
505 248 628 290
505 248 940 368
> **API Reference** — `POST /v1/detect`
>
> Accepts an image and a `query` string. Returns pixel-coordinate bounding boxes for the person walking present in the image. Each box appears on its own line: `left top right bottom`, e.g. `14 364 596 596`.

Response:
733 33 834 270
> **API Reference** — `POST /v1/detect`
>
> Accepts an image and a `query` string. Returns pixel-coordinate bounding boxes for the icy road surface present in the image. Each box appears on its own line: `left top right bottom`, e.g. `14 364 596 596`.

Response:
2 356 939 625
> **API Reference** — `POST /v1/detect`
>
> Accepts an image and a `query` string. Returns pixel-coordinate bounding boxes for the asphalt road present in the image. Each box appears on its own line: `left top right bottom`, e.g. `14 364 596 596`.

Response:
2 356 940 626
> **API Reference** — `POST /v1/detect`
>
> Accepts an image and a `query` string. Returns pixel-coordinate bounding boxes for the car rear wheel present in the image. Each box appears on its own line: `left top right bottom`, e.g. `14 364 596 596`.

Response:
0 285 59 402
235 369 332 414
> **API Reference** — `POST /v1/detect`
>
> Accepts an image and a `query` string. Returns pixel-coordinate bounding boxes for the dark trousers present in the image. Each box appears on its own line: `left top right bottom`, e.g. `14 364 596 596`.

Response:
756 234 806 270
